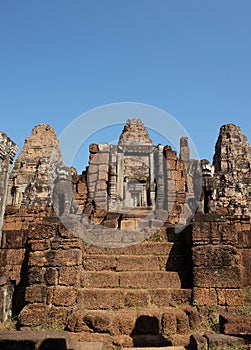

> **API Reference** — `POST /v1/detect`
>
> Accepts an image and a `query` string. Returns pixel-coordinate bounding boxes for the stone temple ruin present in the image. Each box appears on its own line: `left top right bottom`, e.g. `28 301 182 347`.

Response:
0 119 250 349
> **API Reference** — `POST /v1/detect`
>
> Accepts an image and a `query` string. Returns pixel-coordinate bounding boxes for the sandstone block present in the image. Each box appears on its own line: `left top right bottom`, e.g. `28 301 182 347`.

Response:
112 310 136 335
124 290 149 308
89 143 99 153
191 222 211 245
29 249 82 267
84 255 117 271
220 313 251 334
193 266 243 288
113 334 134 348
52 286 77 306
81 271 119 288
116 255 160 272
1 230 28 249
58 223 74 238
183 305 201 330
90 152 109 165
204 333 245 348
83 310 113 333
25 285 47 303
28 224 58 239
50 238 83 250
161 308 177 334
58 266 81 286
241 248 251 287
18 304 47 326
175 309 190 334
47 305 69 324
0 248 26 266
119 271 181 289
190 333 208 350
237 230 251 248
67 310 91 332
30 239 51 251
44 267 58 285
192 287 217 306
192 245 240 268
170 289 192 305
149 289 171 307
217 288 244 306
77 289 124 310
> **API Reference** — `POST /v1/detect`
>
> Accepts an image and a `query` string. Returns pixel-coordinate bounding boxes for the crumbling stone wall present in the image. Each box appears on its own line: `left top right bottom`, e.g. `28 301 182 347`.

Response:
191 214 244 306
0 132 17 239
213 124 251 216
6 124 62 209
0 132 17 322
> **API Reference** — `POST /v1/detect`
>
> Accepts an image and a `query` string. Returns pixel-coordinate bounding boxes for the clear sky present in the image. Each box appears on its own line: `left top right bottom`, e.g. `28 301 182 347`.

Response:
1 0 251 172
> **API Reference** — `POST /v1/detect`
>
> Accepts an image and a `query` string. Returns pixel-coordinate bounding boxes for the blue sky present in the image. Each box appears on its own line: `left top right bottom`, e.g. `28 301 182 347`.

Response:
1 1 251 171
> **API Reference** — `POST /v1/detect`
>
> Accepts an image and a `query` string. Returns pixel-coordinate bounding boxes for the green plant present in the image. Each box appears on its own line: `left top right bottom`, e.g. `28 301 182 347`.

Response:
207 306 220 333
164 333 172 343
169 301 177 308
191 299 198 309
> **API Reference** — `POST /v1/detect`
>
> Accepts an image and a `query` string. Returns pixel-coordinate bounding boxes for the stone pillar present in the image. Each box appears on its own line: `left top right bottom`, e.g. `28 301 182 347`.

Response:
149 150 155 207
0 132 17 244
117 151 124 205
180 137 190 161
155 145 166 210
108 146 118 211
0 276 14 322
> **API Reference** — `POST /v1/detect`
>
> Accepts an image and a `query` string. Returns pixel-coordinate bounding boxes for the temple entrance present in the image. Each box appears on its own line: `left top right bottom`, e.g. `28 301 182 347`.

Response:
124 178 148 208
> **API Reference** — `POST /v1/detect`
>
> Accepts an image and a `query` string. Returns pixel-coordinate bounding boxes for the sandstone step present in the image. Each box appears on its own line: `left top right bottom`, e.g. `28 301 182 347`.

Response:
84 241 188 256
123 347 186 350
220 313 251 335
80 271 190 289
76 288 192 309
0 330 70 349
69 341 103 350
67 306 199 338
84 253 189 272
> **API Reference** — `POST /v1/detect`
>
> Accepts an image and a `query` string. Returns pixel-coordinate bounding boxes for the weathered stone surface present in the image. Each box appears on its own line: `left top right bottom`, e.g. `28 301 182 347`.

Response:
220 313 251 335
29 249 82 267
25 285 47 303
81 271 119 288
190 333 208 350
1 120 251 343
118 119 153 145
119 271 182 289
193 266 243 288
0 132 17 240
213 124 251 217
0 278 13 322
58 266 81 286
7 124 62 209
0 331 70 350
18 303 47 326
52 286 77 306
204 332 245 348
124 289 149 308
1 230 28 249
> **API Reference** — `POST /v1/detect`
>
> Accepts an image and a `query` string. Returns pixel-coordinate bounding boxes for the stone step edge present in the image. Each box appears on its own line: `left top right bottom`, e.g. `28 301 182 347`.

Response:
123 347 187 350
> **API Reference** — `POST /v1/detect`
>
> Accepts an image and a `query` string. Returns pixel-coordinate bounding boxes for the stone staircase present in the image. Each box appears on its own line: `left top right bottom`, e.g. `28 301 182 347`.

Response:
67 231 196 347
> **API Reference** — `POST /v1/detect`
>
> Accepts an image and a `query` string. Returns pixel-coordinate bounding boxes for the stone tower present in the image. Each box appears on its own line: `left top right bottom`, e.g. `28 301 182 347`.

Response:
213 124 251 216
0 132 17 241
6 124 62 209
